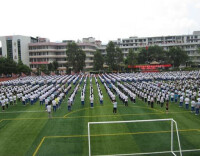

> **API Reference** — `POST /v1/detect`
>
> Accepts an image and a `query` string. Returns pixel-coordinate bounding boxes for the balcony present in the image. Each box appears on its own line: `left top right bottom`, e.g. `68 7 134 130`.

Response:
85 60 94 63
29 55 66 58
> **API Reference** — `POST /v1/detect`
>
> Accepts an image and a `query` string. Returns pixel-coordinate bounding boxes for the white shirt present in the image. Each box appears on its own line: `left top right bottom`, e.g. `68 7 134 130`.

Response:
185 97 190 104
52 100 56 106
47 105 51 112
113 101 117 108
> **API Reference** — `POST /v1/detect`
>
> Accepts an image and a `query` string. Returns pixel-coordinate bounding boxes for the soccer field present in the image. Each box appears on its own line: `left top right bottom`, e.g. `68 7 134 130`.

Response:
0 77 200 156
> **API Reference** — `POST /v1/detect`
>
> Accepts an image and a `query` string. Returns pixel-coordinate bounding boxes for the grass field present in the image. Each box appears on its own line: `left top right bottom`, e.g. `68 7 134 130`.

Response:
0 77 200 156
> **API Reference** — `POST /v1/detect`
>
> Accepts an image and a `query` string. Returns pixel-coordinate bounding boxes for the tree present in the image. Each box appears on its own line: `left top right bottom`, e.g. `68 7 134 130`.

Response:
39 64 48 74
52 60 59 71
137 46 166 64
0 57 17 75
168 46 189 67
127 49 137 65
66 42 86 72
48 63 54 72
116 47 123 71
106 41 116 71
94 50 104 71
17 61 31 74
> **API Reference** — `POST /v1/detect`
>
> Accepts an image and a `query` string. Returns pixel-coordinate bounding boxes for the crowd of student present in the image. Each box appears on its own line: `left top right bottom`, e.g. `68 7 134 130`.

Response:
1 71 200 117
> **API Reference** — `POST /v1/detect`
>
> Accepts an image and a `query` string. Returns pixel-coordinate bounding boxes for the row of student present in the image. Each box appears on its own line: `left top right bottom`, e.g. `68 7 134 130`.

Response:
95 76 103 105
129 80 200 114
81 76 88 106
67 83 80 111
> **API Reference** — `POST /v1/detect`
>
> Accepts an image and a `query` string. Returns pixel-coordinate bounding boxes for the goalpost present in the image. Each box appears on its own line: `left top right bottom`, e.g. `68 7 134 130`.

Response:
88 118 182 156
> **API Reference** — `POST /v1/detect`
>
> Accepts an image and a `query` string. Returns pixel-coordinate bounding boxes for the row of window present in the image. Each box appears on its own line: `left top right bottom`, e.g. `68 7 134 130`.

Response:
29 52 66 56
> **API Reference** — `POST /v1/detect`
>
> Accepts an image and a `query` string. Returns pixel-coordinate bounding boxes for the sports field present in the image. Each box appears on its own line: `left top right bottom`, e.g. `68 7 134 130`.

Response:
0 77 200 156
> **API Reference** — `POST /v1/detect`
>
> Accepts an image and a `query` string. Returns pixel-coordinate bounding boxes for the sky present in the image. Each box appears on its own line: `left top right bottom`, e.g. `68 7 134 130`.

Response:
0 0 200 44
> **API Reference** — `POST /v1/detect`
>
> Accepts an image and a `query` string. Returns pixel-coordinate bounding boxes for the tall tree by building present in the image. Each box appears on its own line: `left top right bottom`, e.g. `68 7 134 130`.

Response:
168 47 189 67
93 50 104 71
66 42 86 72
106 41 116 71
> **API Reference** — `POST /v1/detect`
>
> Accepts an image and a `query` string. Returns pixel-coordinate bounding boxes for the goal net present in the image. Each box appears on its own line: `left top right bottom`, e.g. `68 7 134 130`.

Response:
88 118 182 156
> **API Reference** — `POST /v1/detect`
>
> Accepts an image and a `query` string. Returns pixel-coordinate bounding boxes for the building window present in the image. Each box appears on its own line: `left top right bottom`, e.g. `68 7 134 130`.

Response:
6 39 13 59
17 39 21 61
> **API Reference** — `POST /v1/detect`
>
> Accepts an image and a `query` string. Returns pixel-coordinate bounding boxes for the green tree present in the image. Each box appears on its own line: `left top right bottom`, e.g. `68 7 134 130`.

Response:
116 47 123 71
137 46 166 64
127 49 138 65
94 50 104 71
0 57 17 75
66 42 86 72
168 46 189 67
39 65 48 74
17 61 31 74
52 60 59 71
106 41 116 71
48 63 54 72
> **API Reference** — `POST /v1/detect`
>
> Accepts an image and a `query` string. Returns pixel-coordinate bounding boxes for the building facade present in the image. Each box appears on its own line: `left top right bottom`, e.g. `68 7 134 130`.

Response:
99 31 200 65
29 38 98 72
0 35 38 65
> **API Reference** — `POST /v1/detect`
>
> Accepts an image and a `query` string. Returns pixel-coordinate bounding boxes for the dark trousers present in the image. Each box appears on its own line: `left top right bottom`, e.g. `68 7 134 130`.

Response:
113 108 117 113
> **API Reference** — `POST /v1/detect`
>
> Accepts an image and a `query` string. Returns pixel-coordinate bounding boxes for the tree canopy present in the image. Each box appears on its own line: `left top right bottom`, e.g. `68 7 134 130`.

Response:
93 50 104 71
168 46 189 67
0 57 31 75
66 42 86 73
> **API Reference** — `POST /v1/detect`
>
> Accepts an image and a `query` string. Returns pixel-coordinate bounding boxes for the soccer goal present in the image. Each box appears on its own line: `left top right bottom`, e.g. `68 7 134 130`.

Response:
88 118 182 156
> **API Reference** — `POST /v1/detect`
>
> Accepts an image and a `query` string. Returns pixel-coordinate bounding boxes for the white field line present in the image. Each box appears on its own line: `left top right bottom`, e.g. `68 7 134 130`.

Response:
94 148 200 156
0 110 45 114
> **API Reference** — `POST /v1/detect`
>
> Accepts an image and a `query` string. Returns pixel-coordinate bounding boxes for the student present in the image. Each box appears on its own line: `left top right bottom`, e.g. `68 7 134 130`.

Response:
150 96 154 108
52 99 56 112
185 96 190 110
195 101 200 115
113 100 117 114
47 103 52 118
22 96 26 106
68 98 71 111
191 100 195 113
13 95 16 105
179 95 184 107
160 96 164 107
39 96 43 105
147 95 151 106
157 95 160 105
124 96 128 106
9 96 13 105
90 94 94 108
81 93 85 106
100 94 103 105
45 98 49 110
1 98 5 111
166 100 169 114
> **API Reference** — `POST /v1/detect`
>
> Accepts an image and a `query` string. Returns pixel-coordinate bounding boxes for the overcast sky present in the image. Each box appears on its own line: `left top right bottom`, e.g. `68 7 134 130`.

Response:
0 0 200 44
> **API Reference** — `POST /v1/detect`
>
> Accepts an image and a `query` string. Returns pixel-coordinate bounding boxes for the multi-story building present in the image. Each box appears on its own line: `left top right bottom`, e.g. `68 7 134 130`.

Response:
0 35 38 65
29 37 98 72
99 31 200 65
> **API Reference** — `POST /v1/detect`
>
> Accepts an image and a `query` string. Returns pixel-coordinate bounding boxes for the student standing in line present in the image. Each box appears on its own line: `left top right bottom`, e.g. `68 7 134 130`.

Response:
166 100 169 114
68 98 71 111
90 94 94 108
47 103 52 118
185 96 190 110
195 101 200 115
150 96 154 108
52 99 56 112
81 93 85 106
160 96 164 108
100 94 103 105
1 99 5 111
113 100 117 114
